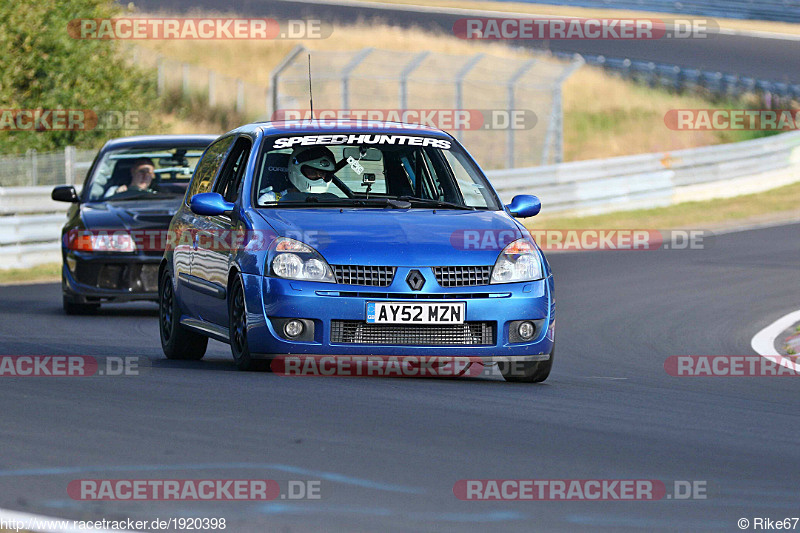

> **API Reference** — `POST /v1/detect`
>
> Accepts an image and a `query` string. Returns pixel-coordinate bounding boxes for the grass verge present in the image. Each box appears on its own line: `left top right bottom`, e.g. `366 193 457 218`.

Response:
0 263 61 285
529 181 800 231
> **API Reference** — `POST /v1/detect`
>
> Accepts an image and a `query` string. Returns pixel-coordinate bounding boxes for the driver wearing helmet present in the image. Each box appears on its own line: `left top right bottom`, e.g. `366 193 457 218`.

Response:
258 146 336 203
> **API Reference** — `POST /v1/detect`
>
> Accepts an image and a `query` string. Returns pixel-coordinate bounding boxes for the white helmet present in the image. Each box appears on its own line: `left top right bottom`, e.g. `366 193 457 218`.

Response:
288 146 336 193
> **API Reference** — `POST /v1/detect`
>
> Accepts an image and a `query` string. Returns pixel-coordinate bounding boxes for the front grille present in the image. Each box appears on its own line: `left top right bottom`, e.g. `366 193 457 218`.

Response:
433 266 492 287
332 265 396 287
75 262 158 292
331 320 495 345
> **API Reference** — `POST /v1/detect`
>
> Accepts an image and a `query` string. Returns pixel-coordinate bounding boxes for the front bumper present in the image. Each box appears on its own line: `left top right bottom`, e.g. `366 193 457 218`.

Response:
242 270 555 359
62 250 161 303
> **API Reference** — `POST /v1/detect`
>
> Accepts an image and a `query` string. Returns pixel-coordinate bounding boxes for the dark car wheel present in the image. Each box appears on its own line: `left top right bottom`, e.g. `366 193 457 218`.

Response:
62 294 100 315
159 269 207 360
228 276 266 371
500 346 554 383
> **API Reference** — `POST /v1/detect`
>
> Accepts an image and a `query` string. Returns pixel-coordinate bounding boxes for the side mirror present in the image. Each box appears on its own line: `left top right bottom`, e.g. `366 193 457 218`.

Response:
190 192 234 216
505 195 541 218
52 185 79 203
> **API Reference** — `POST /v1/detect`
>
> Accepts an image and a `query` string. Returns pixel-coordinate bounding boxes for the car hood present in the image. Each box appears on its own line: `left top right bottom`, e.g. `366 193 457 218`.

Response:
80 198 181 231
256 208 528 266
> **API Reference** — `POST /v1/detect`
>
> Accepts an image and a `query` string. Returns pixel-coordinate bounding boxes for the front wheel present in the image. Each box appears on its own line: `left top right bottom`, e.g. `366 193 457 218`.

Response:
500 347 554 383
228 276 265 371
159 269 207 360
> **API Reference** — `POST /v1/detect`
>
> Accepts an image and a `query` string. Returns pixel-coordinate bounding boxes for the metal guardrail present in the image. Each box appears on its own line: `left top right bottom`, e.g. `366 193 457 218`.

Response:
1 132 799 269
550 51 800 102
509 0 800 23
488 131 800 213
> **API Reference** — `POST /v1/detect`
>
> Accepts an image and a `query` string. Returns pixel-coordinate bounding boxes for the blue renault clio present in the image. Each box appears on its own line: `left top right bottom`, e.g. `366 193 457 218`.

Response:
159 120 555 382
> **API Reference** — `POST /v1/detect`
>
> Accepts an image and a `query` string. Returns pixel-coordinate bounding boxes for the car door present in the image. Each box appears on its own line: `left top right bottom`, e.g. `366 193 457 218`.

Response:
174 135 234 316
191 135 252 326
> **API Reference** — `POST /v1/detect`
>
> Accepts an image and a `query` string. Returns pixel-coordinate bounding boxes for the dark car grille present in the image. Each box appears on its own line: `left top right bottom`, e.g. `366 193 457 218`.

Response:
332 265 396 287
75 262 159 292
330 320 495 346
432 266 492 287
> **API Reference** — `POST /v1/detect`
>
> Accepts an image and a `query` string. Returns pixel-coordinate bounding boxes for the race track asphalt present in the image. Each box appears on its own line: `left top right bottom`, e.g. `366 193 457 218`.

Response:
0 221 797 531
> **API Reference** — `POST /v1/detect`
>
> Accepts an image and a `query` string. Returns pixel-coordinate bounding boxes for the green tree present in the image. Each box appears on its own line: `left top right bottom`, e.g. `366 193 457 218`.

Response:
0 0 157 154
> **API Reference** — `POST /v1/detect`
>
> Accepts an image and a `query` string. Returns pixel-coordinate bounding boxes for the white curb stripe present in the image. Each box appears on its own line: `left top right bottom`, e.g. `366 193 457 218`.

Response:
751 309 800 372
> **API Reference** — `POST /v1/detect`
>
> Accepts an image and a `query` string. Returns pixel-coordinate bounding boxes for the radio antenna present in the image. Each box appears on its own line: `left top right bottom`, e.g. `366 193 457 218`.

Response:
308 54 315 120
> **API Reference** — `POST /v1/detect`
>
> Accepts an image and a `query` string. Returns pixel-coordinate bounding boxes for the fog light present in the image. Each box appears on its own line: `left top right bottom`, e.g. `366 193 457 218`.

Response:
517 321 536 340
283 319 304 338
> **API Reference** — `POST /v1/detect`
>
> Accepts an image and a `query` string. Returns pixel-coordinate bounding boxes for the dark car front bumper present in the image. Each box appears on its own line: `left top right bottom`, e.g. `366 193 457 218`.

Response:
62 250 161 303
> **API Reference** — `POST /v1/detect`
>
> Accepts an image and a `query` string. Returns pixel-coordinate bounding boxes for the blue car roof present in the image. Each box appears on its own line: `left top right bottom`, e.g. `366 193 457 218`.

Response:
100 134 218 151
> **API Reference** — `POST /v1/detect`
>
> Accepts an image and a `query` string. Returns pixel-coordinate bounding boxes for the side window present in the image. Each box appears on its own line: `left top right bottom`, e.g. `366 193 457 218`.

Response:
186 136 234 204
214 137 252 203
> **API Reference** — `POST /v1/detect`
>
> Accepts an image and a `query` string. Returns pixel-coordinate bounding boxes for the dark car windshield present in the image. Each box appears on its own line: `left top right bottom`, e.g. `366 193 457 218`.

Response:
84 146 206 202
253 135 501 210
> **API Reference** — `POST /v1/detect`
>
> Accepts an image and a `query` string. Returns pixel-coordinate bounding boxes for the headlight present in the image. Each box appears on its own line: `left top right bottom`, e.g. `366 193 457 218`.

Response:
490 238 543 283
268 237 334 282
67 230 136 253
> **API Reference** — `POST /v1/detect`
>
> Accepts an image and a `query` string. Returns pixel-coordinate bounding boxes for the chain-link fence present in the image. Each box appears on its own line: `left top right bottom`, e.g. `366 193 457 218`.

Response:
0 147 97 188
133 45 583 169
271 46 583 169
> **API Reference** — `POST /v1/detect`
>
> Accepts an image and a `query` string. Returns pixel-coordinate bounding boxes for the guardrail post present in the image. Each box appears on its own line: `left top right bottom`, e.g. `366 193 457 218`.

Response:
542 55 584 165
399 51 429 111
64 146 75 185
341 48 374 111
26 149 38 187
454 53 484 142
269 45 306 119
506 59 537 169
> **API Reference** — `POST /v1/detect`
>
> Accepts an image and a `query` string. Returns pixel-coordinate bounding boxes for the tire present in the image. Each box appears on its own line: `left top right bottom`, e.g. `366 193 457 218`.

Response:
62 295 100 315
500 347 554 383
228 275 266 371
159 269 207 360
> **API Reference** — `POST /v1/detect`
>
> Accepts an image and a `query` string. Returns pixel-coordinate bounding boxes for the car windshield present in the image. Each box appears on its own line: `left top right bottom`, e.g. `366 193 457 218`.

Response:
253 136 501 210
84 146 205 202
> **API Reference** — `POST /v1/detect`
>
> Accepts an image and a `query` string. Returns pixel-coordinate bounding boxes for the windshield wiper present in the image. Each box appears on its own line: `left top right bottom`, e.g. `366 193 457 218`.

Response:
301 197 412 209
396 196 475 210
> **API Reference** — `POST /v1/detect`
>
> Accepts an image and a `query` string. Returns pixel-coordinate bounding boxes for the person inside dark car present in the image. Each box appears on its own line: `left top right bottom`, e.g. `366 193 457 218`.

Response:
106 158 156 197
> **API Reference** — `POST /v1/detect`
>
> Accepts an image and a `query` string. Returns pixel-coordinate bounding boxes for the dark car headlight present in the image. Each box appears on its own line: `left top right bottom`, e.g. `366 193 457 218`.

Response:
67 230 136 253
268 237 334 282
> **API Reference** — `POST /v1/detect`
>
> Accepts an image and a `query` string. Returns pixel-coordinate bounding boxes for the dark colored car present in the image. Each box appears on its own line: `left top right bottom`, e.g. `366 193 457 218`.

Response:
52 135 216 314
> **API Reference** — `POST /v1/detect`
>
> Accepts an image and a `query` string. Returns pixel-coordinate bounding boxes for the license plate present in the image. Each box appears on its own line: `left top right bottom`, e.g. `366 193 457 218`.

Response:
366 302 465 324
